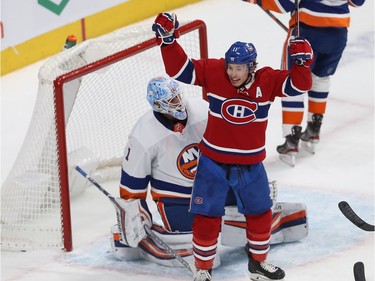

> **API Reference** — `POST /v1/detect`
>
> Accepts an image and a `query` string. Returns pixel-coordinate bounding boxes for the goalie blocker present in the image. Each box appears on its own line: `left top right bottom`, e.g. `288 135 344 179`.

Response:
110 199 308 268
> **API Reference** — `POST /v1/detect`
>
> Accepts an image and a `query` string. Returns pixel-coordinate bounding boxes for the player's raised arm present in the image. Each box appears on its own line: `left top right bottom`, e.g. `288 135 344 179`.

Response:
152 13 194 84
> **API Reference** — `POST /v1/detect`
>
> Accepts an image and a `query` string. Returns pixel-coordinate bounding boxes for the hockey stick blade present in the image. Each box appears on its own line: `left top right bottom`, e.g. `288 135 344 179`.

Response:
353 261 366 281
338 201 374 232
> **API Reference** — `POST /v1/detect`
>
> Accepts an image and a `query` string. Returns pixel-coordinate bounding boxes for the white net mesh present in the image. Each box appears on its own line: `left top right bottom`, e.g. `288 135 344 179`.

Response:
1 21 206 251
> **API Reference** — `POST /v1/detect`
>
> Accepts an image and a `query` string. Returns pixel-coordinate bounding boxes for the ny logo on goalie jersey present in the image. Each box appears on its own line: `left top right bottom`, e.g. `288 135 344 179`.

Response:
177 143 200 180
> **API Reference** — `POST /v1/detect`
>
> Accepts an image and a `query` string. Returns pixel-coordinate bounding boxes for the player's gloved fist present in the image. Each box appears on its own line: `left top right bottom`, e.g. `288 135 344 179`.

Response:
152 12 180 46
289 36 313 67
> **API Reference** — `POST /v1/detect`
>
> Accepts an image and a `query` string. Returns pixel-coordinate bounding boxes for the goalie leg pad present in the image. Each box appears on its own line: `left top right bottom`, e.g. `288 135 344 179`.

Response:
271 202 308 243
110 223 221 268
138 236 194 267
220 206 248 247
220 203 308 246
110 225 141 261
138 226 221 269
151 223 193 249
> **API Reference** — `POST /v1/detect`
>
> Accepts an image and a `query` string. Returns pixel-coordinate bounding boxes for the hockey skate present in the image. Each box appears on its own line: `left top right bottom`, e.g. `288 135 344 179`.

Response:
193 269 212 281
276 126 302 167
245 245 285 280
301 114 323 154
248 257 285 281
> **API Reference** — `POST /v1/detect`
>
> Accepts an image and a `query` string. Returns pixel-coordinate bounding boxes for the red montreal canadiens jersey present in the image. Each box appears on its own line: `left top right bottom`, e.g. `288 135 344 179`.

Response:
161 43 311 164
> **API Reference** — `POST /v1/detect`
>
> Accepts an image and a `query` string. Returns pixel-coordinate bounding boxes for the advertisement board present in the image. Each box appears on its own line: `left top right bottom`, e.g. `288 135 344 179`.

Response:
1 0 128 50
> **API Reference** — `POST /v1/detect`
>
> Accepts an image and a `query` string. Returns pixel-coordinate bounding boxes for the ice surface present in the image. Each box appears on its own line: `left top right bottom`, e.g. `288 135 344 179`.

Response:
1 0 374 280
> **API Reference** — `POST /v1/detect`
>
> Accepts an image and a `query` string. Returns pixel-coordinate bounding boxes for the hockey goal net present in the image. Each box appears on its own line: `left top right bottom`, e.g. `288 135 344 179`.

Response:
1 20 208 252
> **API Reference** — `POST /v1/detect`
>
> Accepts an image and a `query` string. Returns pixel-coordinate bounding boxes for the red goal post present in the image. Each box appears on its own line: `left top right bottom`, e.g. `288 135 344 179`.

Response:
1 20 208 252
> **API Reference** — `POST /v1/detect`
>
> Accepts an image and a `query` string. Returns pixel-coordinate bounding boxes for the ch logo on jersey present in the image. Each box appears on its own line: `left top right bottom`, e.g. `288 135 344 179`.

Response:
221 98 258 125
177 143 200 180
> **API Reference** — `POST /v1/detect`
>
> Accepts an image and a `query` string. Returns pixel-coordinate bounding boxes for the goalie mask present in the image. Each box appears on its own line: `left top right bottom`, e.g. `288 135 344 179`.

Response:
146 76 187 120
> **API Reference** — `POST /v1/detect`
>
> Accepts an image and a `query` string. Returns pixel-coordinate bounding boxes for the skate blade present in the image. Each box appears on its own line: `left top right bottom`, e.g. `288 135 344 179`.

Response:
279 153 296 167
250 273 284 281
301 140 318 154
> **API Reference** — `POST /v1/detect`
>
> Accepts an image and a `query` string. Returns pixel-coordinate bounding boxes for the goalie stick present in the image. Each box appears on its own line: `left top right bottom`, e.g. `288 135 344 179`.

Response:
353 261 366 281
75 166 194 274
338 201 374 232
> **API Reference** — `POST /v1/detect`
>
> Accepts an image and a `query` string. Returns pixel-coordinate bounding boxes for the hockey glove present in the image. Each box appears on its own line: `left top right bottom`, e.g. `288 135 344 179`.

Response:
113 198 148 248
289 36 313 67
152 13 180 46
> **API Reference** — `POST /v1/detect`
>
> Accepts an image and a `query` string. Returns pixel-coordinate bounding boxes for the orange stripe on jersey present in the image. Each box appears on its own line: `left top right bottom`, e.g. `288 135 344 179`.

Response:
282 111 304 125
289 12 350 28
308 100 327 114
156 201 172 231
281 31 292 70
119 188 147 200
261 1 283 13
150 190 189 200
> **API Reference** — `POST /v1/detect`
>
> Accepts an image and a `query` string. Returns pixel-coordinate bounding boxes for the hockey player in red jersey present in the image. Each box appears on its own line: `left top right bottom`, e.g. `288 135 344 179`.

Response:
242 0 366 166
111 76 308 271
152 12 313 281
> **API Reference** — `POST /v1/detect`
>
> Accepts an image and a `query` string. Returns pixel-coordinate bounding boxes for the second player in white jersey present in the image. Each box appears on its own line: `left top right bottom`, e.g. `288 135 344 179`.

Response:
120 90 208 231
120 95 207 197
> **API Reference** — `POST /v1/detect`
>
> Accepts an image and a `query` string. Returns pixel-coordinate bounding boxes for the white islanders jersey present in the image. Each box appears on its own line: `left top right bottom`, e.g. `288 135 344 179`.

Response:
119 97 208 201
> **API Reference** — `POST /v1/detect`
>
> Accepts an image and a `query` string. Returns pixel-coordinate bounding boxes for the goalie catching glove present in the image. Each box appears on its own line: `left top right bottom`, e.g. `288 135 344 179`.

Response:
113 198 152 248
289 36 313 67
152 13 180 46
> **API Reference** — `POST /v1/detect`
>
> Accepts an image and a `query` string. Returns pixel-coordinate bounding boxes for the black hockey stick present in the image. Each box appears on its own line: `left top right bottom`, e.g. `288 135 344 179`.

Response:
294 0 300 36
75 166 194 274
259 6 288 32
338 201 374 232
353 261 366 281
